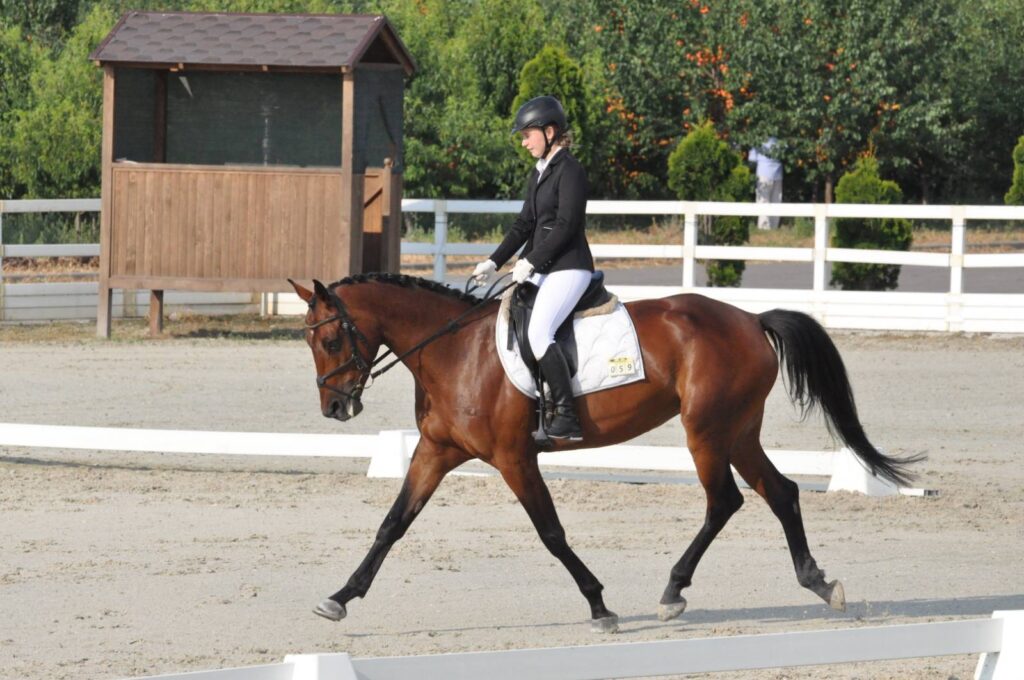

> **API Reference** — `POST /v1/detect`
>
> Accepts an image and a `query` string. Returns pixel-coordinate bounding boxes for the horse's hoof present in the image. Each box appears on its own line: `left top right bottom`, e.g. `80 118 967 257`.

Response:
826 580 846 612
590 614 619 634
657 597 687 622
314 599 346 621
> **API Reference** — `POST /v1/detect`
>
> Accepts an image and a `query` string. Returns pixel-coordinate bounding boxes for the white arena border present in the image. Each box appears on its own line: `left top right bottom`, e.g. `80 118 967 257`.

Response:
0 423 929 496
121 610 1022 679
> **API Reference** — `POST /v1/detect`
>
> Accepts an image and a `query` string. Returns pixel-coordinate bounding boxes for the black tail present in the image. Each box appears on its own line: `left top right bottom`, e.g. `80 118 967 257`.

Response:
759 309 924 487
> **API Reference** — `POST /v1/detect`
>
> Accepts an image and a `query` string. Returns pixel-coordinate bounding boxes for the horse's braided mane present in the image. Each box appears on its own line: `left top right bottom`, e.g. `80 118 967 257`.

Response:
328 272 480 305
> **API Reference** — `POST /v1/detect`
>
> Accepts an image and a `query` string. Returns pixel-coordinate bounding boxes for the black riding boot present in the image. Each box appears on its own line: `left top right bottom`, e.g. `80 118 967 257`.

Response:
538 344 583 441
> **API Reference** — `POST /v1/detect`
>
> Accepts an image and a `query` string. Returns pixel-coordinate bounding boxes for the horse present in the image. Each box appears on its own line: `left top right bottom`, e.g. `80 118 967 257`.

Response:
289 273 920 634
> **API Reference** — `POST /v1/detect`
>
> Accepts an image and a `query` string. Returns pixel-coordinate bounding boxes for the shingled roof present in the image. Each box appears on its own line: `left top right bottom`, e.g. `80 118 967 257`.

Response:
90 11 415 74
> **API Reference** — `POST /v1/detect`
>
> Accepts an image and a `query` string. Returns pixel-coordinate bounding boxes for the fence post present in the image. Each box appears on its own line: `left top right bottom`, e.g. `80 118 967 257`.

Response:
682 208 697 288
948 206 966 332
813 204 828 292
433 199 448 282
812 204 829 320
0 204 5 322
284 653 360 680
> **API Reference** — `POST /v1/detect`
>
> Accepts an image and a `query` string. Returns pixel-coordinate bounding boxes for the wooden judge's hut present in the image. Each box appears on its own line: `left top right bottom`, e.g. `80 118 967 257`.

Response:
90 11 415 336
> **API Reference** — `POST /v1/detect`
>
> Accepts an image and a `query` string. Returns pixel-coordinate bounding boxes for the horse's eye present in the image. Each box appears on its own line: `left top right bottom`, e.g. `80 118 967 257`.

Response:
324 338 343 353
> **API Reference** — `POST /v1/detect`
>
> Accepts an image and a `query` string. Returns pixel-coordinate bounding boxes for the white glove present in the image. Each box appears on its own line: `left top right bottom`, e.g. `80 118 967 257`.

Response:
511 258 535 284
471 259 496 285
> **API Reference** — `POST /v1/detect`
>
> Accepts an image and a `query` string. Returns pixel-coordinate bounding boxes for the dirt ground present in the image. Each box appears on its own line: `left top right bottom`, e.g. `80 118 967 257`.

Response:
1 326 1022 680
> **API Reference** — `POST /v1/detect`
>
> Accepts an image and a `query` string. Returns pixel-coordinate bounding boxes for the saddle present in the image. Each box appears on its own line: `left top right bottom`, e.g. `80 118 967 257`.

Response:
507 271 613 377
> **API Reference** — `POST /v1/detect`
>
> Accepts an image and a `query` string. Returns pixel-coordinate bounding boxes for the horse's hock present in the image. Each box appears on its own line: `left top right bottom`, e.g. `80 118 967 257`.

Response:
90 11 416 337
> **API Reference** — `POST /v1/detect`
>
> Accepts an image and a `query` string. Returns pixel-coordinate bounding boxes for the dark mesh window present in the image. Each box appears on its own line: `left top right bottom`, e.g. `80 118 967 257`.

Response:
165 71 341 166
354 67 404 173
113 68 157 162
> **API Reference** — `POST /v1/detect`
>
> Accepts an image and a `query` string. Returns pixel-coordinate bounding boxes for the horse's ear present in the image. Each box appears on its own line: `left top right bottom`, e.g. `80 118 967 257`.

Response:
289 278 314 303
312 279 331 302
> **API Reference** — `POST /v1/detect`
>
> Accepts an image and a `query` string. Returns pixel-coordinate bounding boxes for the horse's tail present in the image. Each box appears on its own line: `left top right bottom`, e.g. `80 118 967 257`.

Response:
759 309 924 487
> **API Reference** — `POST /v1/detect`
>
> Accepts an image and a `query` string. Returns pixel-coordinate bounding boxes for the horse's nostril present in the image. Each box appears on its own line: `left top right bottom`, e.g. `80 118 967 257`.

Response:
325 398 340 417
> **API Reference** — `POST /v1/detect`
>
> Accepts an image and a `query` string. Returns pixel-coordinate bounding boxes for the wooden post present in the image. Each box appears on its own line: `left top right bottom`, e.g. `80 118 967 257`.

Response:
154 71 167 162
96 65 116 338
149 290 164 335
385 159 402 273
339 69 362 276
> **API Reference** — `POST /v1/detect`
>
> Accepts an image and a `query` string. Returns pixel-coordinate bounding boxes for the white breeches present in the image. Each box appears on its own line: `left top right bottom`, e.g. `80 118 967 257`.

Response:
526 268 592 358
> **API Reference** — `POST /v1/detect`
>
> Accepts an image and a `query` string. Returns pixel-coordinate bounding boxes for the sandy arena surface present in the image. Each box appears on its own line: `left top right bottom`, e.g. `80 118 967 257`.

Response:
1 328 1023 679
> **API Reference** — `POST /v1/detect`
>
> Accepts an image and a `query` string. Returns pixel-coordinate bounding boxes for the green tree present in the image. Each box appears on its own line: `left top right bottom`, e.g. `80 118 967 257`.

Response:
1006 136 1024 206
858 1 968 203
512 46 595 166
456 0 548 119
0 0 85 48
950 0 1024 203
548 0 751 199
377 0 550 200
667 122 753 286
830 155 912 290
729 1 963 203
0 21 44 198
7 5 115 199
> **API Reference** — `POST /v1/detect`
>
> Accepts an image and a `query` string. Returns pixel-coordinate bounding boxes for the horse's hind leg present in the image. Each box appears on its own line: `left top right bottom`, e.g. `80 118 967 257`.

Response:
658 434 745 621
314 439 468 622
497 456 619 634
730 435 846 611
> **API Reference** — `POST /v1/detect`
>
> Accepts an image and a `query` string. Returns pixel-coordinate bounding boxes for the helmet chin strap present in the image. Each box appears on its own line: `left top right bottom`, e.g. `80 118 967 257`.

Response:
542 125 557 158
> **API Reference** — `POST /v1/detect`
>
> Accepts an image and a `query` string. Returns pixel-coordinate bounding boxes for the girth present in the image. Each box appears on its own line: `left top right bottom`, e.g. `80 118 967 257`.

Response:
507 271 613 376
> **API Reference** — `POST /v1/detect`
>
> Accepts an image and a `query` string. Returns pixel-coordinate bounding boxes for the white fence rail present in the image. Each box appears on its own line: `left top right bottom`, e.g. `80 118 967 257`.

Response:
2 199 1023 331
120 611 1023 679
0 423 926 497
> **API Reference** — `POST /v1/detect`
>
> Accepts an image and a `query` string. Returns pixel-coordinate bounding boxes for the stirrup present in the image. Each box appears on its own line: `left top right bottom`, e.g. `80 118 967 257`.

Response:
546 411 583 441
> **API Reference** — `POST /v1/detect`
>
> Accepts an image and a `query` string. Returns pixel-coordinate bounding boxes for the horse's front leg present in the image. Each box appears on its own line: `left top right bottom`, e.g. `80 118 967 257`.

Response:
314 439 468 621
497 456 619 634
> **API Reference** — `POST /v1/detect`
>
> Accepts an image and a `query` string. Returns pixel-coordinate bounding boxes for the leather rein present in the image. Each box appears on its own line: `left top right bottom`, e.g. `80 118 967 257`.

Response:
305 277 514 406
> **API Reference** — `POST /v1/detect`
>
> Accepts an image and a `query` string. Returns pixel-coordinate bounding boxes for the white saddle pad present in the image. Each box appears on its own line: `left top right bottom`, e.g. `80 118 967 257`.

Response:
495 287 646 398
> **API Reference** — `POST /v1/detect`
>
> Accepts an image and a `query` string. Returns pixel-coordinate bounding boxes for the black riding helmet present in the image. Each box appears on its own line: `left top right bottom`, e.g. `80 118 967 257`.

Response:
512 96 567 157
511 95 567 134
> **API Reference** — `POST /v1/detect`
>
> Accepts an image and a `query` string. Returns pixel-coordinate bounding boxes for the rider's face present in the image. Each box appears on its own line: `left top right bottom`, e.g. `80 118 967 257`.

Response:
520 127 554 159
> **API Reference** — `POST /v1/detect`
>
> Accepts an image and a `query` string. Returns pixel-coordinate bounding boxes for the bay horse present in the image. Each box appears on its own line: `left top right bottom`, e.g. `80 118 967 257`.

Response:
290 273 919 633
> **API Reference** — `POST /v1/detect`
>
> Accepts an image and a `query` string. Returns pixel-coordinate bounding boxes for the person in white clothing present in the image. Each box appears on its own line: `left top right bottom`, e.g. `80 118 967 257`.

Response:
749 137 783 230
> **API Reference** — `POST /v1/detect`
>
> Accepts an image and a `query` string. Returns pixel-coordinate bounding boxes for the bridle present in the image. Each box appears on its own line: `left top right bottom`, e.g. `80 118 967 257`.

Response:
305 278 514 409
304 287 380 405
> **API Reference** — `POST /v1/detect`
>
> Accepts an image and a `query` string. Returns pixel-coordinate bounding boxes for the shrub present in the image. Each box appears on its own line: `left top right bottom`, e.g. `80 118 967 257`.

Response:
667 122 753 286
513 45 595 169
831 155 912 291
1006 135 1024 205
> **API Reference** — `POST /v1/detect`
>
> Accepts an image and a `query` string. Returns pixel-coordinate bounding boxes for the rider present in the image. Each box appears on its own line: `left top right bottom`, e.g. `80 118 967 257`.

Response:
472 95 595 442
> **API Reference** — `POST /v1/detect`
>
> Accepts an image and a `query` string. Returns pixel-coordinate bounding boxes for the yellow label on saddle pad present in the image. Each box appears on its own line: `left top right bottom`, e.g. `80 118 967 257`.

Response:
608 356 638 377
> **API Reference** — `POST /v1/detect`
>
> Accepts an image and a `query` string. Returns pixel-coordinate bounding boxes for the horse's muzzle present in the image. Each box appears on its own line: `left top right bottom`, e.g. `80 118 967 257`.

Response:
324 395 363 421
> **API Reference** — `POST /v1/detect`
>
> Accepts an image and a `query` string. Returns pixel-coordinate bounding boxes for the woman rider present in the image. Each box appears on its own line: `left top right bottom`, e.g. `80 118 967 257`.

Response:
471 95 595 442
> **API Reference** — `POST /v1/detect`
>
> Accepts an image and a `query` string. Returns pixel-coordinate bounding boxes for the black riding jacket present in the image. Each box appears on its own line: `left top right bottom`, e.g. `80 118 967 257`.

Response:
489 150 595 274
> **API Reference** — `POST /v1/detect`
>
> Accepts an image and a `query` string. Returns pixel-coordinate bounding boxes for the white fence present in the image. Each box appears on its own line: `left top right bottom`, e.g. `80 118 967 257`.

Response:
2 198 1024 331
118 610 1023 679
0 423 927 497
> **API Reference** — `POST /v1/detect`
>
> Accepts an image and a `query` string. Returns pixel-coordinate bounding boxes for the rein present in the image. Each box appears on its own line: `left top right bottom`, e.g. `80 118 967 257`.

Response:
306 276 514 402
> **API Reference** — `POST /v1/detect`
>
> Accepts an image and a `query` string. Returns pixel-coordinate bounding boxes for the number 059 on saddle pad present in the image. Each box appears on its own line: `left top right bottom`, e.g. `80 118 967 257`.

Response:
495 289 646 398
